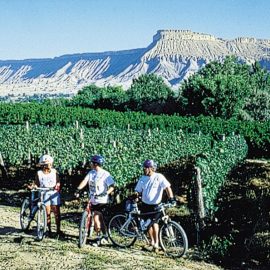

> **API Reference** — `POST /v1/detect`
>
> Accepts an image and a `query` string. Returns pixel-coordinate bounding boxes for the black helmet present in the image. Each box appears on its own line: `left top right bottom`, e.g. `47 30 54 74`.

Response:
90 155 105 166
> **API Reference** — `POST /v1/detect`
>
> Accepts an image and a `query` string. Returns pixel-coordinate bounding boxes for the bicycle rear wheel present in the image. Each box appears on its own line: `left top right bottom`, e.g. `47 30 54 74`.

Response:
36 204 47 241
79 210 91 248
159 220 188 257
20 198 31 231
108 214 137 248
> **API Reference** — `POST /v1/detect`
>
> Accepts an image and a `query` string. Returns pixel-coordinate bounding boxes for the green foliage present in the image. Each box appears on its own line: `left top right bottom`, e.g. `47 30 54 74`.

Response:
0 102 269 157
196 135 248 214
179 56 270 121
201 234 234 261
0 123 247 214
126 74 175 113
70 84 126 110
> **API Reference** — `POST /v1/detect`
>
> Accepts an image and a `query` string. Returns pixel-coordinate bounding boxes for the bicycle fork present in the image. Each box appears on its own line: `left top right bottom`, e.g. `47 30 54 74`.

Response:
163 216 176 241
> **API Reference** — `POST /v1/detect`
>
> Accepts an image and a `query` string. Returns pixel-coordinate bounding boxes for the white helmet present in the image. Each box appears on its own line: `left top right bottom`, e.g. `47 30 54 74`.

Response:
39 154 54 165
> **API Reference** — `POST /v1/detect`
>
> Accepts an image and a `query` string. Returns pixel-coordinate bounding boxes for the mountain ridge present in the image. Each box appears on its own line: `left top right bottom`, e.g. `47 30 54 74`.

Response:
1 30 270 99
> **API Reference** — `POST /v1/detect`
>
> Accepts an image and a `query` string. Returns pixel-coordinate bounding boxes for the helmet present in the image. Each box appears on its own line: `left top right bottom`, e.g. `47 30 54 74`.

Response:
143 159 157 170
39 154 53 165
90 155 105 166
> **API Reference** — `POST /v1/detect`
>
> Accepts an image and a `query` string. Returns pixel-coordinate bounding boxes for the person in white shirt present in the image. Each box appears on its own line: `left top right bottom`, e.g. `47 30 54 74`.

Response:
30 154 62 237
75 155 115 245
134 159 176 253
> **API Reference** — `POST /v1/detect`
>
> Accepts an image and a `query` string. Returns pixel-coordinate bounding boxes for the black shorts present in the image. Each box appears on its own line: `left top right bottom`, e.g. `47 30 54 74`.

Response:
140 202 161 222
91 204 106 213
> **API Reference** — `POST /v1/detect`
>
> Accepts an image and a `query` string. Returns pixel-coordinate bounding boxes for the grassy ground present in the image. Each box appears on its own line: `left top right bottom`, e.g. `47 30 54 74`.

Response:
0 204 220 270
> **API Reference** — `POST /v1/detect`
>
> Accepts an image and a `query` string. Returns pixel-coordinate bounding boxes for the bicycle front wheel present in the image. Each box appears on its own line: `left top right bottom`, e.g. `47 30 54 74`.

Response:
79 210 91 248
36 204 47 241
108 214 137 248
20 198 31 231
159 220 188 258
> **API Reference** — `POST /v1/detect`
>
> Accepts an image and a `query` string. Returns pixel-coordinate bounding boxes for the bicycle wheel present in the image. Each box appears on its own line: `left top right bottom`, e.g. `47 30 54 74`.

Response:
108 214 137 248
79 210 91 248
20 198 31 231
159 220 188 257
36 204 47 241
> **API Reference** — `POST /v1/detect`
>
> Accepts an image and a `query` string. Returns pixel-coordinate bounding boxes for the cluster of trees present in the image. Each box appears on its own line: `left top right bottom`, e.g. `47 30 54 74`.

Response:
47 56 270 121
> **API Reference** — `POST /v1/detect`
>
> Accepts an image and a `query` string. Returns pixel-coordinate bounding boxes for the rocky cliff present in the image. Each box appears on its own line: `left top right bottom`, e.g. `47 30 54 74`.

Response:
1 30 270 99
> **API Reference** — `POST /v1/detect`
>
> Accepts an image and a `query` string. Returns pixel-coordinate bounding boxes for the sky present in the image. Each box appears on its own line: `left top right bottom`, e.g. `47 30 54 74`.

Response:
0 0 270 60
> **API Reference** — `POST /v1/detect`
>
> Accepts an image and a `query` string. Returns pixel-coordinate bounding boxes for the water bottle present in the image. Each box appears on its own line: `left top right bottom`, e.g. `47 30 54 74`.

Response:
140 219 145 229
143 218 151 229
140 218 151 230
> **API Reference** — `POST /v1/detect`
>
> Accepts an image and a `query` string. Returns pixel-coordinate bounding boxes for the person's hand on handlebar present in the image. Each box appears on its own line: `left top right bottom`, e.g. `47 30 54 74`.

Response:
168 197 177 207
74 188 82 198
54 183 61 192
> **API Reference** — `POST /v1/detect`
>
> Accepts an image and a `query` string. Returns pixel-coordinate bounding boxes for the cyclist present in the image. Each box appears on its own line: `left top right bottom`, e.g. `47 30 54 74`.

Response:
75 155 115 246
29 154 62 237
134 159 176 253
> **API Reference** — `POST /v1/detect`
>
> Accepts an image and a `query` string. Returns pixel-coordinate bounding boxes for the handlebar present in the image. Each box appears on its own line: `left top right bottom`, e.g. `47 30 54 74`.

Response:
74 190 107 199
155 202 176 211
32 187 55 192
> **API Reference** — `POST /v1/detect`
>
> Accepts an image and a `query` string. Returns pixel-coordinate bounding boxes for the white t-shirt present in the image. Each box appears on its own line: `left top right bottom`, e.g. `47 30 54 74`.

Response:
135 172 171 205
84 168 115 205
37 168 57 188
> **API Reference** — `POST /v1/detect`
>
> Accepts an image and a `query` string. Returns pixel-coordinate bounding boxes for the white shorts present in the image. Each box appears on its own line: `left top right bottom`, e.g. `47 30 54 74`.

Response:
43 190 61 206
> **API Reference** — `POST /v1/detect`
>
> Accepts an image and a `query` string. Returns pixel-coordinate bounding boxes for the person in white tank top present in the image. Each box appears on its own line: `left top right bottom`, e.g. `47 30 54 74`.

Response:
31 154 62 237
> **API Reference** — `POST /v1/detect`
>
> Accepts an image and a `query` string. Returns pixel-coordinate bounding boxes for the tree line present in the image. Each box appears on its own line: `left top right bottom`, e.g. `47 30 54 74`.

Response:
43 56 269 121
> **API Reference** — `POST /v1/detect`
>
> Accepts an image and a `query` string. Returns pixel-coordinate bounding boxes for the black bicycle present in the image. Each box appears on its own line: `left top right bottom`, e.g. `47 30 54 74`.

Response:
108 200 188 257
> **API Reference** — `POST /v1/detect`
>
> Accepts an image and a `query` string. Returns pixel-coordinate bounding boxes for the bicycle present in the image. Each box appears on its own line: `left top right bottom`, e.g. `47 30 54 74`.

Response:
108 200 188 257
20 187 54 241
78 193 110 248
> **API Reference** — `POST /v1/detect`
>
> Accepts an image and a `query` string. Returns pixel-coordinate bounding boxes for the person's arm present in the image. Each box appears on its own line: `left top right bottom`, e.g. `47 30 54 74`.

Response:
27 173 39 190
165 186 174 199
165 186 177 205
55 173 60 191
74 177 89 198
77 177 89 191
107 184 114 195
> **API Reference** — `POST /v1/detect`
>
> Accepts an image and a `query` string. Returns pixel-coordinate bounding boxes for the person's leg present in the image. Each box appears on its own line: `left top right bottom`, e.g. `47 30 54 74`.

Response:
51 205 61 233
94 211 102 234
50 191 62 235
148 226 155 246
46 205 52 233
94 211 107 235
152 223 159 248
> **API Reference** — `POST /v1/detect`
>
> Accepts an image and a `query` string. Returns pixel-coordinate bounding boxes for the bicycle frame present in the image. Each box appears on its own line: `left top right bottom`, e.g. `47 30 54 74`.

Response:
85 201 95 236
20 187 54 241
108 201 188 257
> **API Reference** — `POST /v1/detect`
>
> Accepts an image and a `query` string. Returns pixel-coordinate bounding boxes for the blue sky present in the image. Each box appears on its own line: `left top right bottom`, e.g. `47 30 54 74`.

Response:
0 0 269 60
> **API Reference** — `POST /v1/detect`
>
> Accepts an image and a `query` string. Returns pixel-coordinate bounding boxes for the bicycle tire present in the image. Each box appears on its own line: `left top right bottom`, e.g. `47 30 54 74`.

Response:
108 214 137 248
20 198 31 231
159 220 188 258
36 204 47 241
79 210 91 248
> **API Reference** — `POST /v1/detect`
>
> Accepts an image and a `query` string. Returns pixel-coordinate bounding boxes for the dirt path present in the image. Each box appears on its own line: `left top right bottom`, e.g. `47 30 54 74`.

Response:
0 205 221 270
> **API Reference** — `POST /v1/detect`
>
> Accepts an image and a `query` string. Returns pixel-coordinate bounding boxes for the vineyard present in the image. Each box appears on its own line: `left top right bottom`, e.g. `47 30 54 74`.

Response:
0 101 269 269
0 121 247 214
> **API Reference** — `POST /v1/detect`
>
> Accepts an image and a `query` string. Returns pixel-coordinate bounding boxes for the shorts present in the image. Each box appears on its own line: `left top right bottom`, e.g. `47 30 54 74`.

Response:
43 190 61 206
91 203 106 213
140 202 161 222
